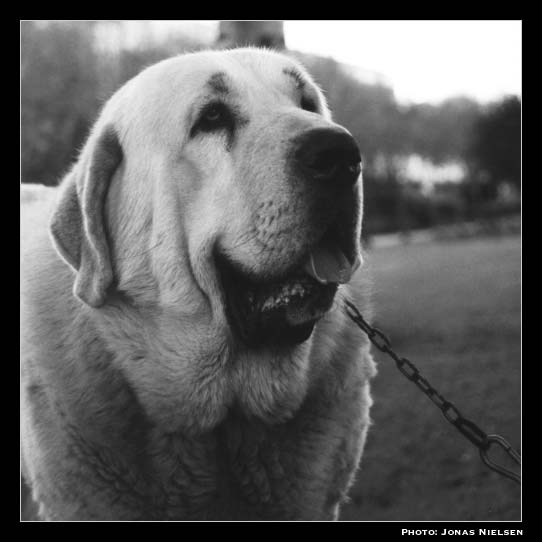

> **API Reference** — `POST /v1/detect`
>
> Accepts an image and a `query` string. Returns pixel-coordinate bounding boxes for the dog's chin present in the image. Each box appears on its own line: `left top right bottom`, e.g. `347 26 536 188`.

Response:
215 250 339 349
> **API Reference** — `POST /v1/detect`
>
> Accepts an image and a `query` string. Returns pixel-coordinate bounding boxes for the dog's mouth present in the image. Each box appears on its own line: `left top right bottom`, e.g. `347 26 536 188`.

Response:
215 222 361 349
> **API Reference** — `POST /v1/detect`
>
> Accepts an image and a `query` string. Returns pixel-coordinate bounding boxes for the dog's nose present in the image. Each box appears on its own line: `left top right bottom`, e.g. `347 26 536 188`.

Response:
293 127 361 186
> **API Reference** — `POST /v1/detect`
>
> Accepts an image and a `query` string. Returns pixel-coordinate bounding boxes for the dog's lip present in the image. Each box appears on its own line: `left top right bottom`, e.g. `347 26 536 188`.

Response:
214 217 361 348
214 249 338 348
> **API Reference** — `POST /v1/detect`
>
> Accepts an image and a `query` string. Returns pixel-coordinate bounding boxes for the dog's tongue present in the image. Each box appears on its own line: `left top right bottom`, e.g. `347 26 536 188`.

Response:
303 243 361 284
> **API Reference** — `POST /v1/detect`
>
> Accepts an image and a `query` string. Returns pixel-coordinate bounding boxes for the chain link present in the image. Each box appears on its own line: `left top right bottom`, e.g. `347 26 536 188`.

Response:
344 299 521 485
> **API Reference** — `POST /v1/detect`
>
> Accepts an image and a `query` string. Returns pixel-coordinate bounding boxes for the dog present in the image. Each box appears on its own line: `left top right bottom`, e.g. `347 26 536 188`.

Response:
20 48 376 521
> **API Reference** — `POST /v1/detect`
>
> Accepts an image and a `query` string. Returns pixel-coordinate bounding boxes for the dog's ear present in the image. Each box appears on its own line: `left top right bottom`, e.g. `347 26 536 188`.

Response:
50 125 123 307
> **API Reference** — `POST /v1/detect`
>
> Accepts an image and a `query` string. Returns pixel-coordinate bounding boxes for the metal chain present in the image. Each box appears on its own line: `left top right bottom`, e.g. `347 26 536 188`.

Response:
344 299 521 485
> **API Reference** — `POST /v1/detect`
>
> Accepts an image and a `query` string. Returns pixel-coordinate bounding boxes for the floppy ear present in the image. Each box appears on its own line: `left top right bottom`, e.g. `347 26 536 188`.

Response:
50 125 123 308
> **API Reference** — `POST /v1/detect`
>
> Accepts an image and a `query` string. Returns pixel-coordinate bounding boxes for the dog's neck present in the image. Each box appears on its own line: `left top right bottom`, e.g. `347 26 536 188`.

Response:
24 267 371 520
51 341 348 520
79 295 318 434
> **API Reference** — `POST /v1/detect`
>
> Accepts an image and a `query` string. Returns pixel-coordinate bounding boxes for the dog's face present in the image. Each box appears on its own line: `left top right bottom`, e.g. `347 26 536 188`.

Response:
50 49 365 430
109 49 362 343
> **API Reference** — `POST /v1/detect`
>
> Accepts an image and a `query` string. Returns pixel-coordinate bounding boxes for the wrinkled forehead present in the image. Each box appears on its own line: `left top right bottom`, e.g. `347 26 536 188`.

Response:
152 50 322 109
111 49 327 143
187 50 318 94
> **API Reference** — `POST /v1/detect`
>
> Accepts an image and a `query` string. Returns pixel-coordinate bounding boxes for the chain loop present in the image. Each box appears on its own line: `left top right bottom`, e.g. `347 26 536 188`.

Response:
480 436 521 484
369 327 392 351
344 299 521 485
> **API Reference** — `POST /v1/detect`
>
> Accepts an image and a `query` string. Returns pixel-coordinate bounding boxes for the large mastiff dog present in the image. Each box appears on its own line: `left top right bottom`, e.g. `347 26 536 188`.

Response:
20 48 376 521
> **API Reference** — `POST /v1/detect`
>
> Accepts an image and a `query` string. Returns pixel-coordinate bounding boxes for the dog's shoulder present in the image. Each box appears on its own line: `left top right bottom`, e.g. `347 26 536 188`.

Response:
21 184 59 269
21 183 82 365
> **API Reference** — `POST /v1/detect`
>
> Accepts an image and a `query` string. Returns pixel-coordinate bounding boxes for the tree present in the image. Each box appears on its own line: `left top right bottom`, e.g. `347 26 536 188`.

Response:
216 21 285 49
469 96 521 191
21 21 101 185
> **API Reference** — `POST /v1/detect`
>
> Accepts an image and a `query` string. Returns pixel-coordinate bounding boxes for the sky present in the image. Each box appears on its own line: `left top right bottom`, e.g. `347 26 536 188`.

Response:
284 21 521 104
132 20 521 105
84 20 521 186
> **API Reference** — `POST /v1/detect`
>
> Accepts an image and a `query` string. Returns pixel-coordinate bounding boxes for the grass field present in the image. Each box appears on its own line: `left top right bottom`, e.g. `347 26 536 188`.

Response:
340 234 521 521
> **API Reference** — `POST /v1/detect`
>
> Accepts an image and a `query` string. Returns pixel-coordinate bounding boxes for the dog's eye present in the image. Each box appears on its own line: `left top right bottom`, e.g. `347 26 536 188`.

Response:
203 105 224 124
301 95 318 113
191 102 232 136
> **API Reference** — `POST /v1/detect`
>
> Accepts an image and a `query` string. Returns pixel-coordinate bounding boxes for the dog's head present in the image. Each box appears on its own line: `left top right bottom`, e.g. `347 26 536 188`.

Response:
51 48 363 347
50 49 366 430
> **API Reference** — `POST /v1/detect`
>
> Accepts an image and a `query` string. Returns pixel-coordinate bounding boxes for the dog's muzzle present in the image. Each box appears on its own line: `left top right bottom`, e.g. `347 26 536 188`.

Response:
217 125 363 350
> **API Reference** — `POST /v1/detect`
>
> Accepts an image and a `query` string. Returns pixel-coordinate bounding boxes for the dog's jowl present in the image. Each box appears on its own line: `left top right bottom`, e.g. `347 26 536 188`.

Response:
20 48 376 521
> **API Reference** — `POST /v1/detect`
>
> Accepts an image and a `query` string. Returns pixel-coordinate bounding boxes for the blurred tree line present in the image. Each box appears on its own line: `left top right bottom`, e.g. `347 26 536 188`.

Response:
21 21 521 236
303 53 521 235
21 21 207 186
